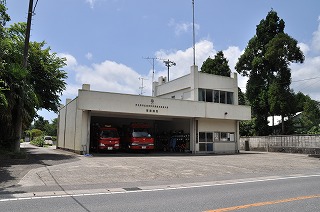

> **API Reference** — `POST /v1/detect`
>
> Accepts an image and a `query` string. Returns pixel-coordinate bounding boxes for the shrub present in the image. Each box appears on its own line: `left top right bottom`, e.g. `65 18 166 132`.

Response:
30 136 44 147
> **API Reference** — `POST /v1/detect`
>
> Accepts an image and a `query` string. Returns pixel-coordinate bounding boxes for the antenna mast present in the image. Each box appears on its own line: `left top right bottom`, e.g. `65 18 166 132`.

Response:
143 57 161 96
139 77 148 95
192 0 196 66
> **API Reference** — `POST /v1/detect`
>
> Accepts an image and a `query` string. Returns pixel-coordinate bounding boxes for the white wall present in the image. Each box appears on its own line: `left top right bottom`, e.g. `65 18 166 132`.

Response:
155 74 191 97
198 118 236 132
57 106 66 149
64 99 77 151
78 90 250 121
58 98 86 153
197 118 237 153
198 73 236 92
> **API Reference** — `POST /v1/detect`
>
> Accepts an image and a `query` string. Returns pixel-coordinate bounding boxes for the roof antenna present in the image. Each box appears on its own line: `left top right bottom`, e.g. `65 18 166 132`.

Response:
192 0 196 66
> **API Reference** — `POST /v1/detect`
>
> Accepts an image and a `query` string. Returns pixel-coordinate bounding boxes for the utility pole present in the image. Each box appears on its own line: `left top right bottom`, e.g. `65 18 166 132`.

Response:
163 59 176 82
139 77 148 95
143 57 161 96
23 0 34 68
14 0 36 152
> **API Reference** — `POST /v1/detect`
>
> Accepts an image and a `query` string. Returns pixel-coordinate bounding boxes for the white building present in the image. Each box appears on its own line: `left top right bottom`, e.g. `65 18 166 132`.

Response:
57 65 251 154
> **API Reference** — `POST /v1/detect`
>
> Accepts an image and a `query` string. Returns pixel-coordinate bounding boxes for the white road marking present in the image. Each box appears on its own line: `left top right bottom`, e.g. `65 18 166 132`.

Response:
1 173 320 202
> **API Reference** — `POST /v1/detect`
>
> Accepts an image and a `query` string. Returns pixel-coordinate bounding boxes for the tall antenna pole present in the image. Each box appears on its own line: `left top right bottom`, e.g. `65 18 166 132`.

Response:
144 57 160 96
139 77 148 95
192 0 196 66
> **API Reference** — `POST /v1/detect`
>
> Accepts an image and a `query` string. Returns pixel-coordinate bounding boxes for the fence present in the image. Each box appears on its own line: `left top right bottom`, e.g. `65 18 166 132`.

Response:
240 135 320 155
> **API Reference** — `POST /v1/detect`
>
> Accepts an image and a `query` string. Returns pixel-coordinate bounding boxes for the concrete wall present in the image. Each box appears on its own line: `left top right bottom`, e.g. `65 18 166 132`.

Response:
240 135 320 154
154 74 191 99
58 97 88 154
57 105 66 148
197 118 237 153
78 90 251 121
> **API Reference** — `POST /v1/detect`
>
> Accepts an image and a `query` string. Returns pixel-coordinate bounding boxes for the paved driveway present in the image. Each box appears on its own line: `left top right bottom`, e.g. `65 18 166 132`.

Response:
1 142 319 199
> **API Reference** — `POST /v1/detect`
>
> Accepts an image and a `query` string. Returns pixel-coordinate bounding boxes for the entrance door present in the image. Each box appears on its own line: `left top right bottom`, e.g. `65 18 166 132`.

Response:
199 132 214 152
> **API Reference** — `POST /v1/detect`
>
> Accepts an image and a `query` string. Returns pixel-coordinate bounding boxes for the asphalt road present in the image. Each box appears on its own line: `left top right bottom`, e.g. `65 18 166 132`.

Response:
0 173 319 212
0 143 319 211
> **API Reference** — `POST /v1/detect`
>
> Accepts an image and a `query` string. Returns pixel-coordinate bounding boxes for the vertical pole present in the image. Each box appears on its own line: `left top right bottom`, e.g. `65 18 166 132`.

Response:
167 60 170 81
152 58 155 96
23 0 33 68
192 0 196 66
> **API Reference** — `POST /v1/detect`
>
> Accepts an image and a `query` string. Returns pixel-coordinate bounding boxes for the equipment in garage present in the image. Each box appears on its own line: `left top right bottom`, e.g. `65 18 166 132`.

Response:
90 124 120 152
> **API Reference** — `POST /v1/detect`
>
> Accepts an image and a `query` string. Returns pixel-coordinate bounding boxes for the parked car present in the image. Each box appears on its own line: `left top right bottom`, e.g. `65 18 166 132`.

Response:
44 136 53 145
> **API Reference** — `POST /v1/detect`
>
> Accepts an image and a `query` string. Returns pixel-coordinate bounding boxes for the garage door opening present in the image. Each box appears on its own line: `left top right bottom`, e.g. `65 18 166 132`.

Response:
89 115 191 153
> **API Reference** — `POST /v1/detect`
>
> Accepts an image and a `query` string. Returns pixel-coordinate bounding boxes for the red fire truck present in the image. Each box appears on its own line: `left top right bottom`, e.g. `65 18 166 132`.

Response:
97 126 120 151
121 123 154 151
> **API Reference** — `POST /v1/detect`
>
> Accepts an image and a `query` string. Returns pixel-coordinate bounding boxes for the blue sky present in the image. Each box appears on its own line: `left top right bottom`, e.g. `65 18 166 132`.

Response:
6 0 320 122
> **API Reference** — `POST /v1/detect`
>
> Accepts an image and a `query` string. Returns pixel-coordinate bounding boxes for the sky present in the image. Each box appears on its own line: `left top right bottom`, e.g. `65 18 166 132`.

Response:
6 0 320 122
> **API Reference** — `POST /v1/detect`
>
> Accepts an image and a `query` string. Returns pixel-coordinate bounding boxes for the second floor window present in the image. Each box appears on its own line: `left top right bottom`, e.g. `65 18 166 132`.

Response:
199 88 233 104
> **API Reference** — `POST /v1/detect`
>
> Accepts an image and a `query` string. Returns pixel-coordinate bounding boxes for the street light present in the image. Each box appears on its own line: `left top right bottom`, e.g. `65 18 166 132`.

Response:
163 59 176 82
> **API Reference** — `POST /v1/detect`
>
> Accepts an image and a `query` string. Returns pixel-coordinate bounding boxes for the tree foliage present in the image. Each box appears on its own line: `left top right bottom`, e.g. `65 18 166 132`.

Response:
201 51 231 76
235 10 304 135
299 96 320 134
0 4 67 151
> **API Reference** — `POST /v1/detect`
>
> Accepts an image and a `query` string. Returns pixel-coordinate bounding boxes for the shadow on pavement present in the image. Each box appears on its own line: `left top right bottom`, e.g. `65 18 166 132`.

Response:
0 143 80 197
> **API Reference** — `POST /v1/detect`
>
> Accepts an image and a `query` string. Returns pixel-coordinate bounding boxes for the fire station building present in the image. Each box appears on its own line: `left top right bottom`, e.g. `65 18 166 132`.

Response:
57 65 251 154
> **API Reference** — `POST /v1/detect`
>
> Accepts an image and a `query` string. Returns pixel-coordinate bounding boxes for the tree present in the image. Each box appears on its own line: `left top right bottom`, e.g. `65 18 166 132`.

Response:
33 116 49 132
235 10 304 135
0 2 10 110
0 8 67 151
238 88 246 105
300 97 320 133
201 51 231 76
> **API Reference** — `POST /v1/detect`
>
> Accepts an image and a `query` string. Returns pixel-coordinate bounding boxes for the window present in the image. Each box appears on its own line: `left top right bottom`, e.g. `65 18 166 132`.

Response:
215 132 235 142
198 88 233 105
227 92 233 104
214 132 220 141
205 89 213 102
214 90 220 103
220 91 226 104
199 132 214 151
220 132 228 141
199 132 206 142
198 89 205 101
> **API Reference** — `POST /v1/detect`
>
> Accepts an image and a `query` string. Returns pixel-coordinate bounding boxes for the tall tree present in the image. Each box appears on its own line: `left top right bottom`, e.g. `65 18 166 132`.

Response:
0 17 67 151
235 10 304 135
300 96 320 133
0 2 10 110
201 51 231 76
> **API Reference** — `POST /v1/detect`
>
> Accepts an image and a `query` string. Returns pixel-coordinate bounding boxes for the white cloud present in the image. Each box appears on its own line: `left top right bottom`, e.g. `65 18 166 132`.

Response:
73 60 144 95
57 53 77 68
86 52 93 60
223 46 247 91
85 0 96 9
154 40 246 88
312 17 320 52
298 42 310 55
291 56 320 100
168 19 200 36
